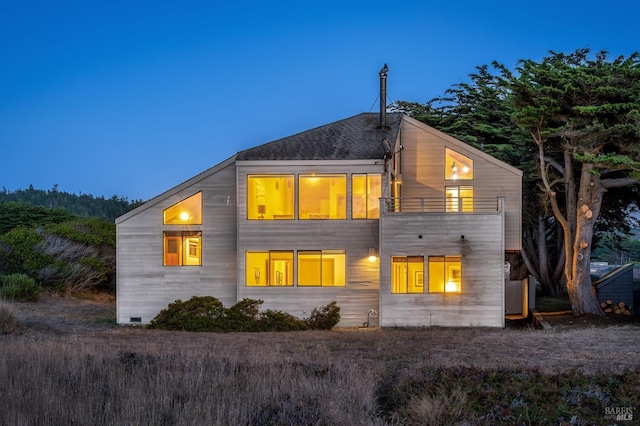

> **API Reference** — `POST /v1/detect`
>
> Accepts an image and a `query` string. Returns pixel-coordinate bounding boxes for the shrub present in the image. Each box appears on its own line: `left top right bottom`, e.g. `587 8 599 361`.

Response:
224 298 262 331
258 310 307 332
149 296 226 331
0 300 18 334
0 274 41 302
150 296 341 332
304 301 341 330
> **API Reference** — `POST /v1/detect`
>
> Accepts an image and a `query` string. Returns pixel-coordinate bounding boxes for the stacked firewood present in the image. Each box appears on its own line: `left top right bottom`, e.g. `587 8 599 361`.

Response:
600 300 632 316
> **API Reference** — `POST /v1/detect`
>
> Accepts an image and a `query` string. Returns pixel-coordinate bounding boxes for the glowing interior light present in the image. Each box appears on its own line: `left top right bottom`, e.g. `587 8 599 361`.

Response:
445 281 458 292
462 165 469 173
180 212 190 221
452 172 458 180
451 162 457 172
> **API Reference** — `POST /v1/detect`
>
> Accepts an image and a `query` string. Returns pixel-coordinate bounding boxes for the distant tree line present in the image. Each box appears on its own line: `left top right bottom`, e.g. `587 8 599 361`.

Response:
0 185 143 222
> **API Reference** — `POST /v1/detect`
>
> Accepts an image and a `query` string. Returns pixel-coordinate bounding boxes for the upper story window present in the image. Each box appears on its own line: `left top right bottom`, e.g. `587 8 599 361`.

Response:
352 174 381 219
391 256 424 294
298 250 346 286
247 175 295 220
299 174 346 220
445 148 473 180
163 192 202 224
446 186 474 212
428 255 462 293
163 231 202 266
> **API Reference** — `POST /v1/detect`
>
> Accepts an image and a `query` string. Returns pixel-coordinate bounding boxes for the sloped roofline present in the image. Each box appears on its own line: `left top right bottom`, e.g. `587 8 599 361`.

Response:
594 263 635 289
115 154 237 224
401 115 524 177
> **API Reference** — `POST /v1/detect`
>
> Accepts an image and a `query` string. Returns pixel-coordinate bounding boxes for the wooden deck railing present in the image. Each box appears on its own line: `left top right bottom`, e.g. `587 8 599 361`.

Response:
381 197 503 214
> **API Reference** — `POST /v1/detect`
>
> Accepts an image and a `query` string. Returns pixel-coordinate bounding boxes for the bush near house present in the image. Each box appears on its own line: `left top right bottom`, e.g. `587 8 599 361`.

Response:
150 296 341 332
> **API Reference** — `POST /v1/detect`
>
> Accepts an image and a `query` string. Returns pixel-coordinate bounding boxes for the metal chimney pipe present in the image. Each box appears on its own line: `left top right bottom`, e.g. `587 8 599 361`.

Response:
379 64 388 128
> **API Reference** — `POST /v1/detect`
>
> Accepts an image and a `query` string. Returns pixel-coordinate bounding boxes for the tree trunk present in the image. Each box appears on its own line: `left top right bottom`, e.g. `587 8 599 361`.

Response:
566 165 605 316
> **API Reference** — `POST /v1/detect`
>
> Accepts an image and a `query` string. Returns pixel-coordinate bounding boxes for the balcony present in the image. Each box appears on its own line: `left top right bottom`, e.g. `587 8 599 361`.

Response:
381 197 503 214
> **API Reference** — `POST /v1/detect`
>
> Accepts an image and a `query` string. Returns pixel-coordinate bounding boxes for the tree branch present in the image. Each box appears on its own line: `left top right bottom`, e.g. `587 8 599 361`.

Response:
601 177 640 189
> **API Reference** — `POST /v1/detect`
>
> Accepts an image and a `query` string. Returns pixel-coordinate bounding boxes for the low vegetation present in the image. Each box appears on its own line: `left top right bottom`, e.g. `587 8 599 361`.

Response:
0 273 41 302
150 296 341 332
2 295 639 425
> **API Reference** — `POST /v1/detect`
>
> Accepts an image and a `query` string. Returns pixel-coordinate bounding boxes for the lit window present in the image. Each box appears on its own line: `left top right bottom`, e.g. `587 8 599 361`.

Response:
298 250 346 286
352 174 381 219
391 256 424 294
163 192 202 224
163 232 202 266
245 251 294 286
446 186 474 212
299 174 346 219
428 256 462 293
445 148 473 180
247 175 294 220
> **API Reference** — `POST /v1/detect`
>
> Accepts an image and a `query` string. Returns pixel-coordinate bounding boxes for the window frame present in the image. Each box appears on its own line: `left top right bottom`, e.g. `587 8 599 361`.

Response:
245 250 295 286
445 148 474 181
246 175 295 220
428 255 462 293
163 231 202 266
390 256 424 294
298 174 347 220
351 173 382 219
163 192 203 225
297 249 346 287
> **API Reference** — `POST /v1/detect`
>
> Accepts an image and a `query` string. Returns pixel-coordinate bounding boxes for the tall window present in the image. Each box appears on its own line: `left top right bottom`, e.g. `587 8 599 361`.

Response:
445 148 473 180
299 174 346 219
428 256 462 293
247 175 294 220
352 174 381 219
391 256 424 293
446 186 474 212
298 250 346 286
163 192 202 224
246 251 294 286
163 232 202 266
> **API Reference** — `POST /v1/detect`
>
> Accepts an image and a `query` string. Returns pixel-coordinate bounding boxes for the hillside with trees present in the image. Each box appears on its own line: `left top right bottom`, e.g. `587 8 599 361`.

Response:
0 186 142 298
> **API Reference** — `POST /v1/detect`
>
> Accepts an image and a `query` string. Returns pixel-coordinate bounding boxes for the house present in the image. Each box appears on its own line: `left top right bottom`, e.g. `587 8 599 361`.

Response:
116 68 524 328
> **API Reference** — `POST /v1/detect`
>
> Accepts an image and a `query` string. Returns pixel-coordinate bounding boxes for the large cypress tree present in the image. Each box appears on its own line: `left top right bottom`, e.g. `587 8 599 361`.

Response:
511 49 640 315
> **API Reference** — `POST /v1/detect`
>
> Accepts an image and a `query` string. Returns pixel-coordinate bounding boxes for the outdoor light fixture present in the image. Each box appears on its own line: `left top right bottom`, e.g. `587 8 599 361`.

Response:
368 247 378 261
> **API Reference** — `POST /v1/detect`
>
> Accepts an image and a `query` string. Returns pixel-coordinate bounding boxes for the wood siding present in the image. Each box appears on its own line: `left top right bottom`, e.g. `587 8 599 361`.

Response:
237 161 383 327
379 209 505 327
116 161 238 324
398 117 522 251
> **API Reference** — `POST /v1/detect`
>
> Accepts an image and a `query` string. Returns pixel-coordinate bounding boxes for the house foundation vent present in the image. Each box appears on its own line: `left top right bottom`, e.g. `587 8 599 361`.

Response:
129 317 142 323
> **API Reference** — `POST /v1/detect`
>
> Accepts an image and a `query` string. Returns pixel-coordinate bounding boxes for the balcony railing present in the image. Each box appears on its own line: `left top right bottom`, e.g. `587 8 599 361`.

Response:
381 197 503 214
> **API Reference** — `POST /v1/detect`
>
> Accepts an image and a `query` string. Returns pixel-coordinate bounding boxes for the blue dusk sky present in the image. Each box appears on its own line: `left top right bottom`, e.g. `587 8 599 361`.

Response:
1 0 638 201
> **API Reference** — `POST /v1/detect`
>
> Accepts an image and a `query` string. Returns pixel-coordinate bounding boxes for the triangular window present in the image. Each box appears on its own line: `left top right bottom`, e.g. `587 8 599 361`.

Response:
163 192 202 224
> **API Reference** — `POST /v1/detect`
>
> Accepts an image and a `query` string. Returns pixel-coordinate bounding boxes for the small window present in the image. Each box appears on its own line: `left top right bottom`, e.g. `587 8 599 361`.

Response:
163 192 202 224
446 186 474 212
299 174 346 219
246 251 294 286
391 256 424 294
352 174 381 219
163 231 202 266
445 148 473 180
298 250 346 286
428 256 462 293
247 175 295 220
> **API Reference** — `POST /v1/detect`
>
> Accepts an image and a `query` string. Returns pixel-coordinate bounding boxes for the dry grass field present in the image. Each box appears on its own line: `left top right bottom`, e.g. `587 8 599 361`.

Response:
1 293 639 425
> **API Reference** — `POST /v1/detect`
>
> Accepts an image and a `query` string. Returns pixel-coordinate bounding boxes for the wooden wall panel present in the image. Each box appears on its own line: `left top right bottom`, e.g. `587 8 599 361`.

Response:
117 162 238 324
399 118 521 251
379 211 505 328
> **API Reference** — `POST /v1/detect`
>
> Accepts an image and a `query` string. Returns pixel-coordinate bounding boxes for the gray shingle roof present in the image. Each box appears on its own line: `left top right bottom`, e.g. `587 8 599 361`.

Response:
236 112 402 161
